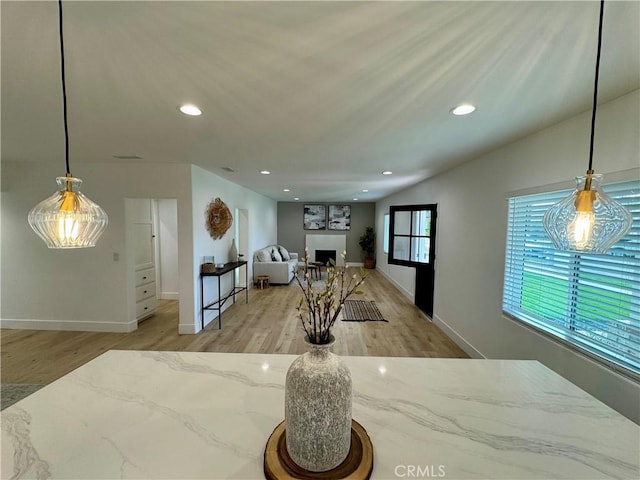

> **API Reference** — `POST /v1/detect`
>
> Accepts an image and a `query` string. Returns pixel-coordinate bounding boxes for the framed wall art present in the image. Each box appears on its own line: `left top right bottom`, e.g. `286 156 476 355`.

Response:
328 205 351 230
303 204 326 230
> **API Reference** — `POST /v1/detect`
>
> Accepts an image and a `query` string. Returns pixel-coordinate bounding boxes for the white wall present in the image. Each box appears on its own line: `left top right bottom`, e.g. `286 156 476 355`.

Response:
157 199 179 299
1 161 194 333
1 161 278 336
189 165 277 333
376 90 640 423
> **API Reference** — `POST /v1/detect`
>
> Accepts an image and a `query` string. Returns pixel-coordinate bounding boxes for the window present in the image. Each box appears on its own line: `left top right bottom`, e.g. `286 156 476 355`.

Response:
503 180 640 377
383 214 389 254
388 205 436 267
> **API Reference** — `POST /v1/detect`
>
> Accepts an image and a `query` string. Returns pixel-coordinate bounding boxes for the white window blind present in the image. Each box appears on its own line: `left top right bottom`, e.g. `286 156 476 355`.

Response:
503 180 640 377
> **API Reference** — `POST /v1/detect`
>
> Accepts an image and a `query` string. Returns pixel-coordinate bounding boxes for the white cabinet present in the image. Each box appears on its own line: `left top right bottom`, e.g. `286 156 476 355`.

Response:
128 199 157 322
136 267 156 320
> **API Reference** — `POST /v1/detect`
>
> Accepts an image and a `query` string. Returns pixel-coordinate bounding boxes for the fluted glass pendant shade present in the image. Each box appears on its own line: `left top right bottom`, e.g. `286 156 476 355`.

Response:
28 175 108 248
543 173 632 254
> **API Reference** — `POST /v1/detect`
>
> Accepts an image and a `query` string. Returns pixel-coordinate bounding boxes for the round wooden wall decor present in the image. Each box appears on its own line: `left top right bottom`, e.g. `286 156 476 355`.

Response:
205 197 233 240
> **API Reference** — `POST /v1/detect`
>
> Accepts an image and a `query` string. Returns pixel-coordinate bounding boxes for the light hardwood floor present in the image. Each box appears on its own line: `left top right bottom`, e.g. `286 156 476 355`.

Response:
1 270 467 385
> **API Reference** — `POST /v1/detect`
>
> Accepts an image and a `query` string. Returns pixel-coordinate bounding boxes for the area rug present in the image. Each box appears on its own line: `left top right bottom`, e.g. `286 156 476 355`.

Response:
341 300 388 322
1 384 45 410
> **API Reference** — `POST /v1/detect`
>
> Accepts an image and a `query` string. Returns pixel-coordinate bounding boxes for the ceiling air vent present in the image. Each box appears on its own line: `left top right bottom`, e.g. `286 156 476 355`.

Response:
222 167 235 172
113 155 142 160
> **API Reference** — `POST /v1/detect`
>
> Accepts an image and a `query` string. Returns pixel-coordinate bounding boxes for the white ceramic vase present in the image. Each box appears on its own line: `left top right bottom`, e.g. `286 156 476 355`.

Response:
229 238 238 262
284 334 352 472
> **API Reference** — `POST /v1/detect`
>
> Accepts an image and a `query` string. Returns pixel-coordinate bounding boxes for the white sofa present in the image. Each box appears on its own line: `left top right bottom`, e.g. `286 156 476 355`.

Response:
253 245 299 285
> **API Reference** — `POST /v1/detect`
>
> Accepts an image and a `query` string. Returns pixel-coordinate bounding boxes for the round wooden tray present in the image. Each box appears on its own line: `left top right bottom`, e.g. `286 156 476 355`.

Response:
264 420 373 480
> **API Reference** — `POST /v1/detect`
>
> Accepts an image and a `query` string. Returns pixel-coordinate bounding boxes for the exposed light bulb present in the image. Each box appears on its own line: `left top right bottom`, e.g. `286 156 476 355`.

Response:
568 211 596 250
569 188 596 250
57 191 81 242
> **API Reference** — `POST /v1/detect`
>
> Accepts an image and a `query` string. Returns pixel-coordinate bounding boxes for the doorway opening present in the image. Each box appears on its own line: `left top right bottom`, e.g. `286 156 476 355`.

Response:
126 198 180 330
235 208 249 286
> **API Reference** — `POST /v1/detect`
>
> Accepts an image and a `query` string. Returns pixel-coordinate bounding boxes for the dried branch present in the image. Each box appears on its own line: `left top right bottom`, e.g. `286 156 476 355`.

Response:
294 249 366 344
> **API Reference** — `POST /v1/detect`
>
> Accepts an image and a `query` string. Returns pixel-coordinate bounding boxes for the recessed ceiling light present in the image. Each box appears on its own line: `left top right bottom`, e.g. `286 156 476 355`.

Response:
260 170 271 175
294 197 300 201
362 189 369 193
382 171 393 175
283 188 290 192
353 198 359 201
179 104 202 116
450 104 476 116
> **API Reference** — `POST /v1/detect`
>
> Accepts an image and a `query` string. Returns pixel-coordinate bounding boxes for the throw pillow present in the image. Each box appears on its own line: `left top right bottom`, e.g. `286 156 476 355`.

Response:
271 248 282 262
256 250 270 262
278 245 291 261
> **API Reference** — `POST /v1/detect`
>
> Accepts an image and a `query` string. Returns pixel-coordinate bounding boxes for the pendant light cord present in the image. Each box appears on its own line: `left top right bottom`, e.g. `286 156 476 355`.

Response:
588 0 605 173
58 0 71 176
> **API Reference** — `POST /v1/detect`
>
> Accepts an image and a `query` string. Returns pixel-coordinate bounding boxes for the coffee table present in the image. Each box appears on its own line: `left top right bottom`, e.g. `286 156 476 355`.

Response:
309 261 324 279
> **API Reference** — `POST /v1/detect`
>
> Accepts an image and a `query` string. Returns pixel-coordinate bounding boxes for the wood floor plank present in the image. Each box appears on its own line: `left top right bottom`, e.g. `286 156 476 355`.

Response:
1 270 468 385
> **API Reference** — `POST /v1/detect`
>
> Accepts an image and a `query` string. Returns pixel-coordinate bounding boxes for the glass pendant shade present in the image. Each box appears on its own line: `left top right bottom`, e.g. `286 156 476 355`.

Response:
28 176 108 248
543 173 632 254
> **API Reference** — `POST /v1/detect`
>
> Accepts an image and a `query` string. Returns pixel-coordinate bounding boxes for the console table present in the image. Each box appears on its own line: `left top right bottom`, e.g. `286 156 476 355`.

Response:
200 260 248 330
1 351 638 479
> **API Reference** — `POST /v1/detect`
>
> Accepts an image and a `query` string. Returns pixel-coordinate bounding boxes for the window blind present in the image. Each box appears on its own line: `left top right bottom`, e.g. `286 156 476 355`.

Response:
503 179 640 377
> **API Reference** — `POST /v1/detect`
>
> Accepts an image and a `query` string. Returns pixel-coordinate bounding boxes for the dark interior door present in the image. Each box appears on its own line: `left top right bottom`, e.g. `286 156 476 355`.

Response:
388 204 437 318
415 264 434 317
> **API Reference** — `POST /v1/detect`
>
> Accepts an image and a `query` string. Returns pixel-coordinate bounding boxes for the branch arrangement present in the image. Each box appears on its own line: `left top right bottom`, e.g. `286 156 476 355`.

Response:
294 249 367 344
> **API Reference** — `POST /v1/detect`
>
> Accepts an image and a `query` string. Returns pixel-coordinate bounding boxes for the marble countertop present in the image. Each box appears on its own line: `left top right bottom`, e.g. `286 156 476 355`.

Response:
1 350 638 479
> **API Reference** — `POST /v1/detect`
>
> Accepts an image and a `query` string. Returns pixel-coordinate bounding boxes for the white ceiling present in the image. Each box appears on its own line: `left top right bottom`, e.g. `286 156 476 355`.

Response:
2 1 638 202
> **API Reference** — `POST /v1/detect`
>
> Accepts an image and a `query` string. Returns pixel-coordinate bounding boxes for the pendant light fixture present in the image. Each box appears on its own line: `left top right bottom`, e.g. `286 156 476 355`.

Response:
543 0 632 254
28 0 108 248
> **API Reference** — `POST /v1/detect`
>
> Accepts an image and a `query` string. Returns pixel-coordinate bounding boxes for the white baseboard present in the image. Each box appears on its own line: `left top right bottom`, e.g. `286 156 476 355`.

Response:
0 318 138 333
179 322 198 334
180 314 220 334
159 292 179 300
346 262 364 267
432 314 485 359
376 267 415 303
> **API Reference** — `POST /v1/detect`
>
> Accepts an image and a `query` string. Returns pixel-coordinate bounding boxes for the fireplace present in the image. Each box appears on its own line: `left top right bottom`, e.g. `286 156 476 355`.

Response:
315 250 336 266
306 234 346 266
